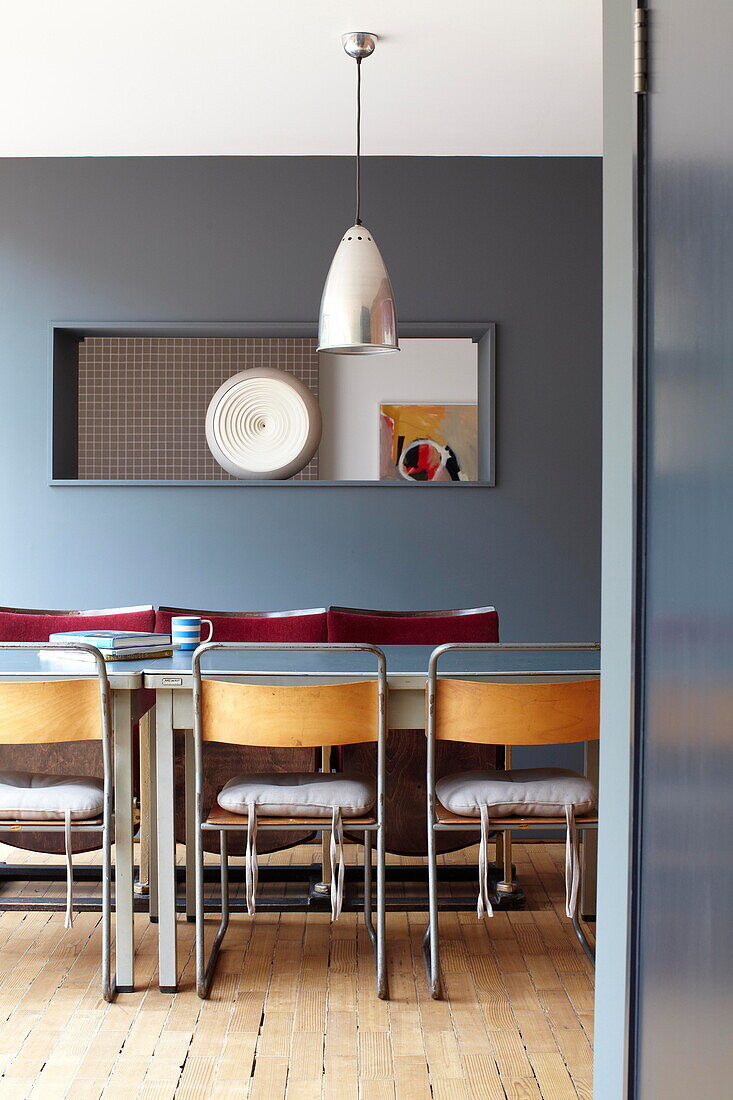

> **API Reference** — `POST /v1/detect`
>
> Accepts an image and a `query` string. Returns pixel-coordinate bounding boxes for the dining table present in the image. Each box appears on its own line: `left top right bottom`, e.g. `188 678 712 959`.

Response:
0 643 599 994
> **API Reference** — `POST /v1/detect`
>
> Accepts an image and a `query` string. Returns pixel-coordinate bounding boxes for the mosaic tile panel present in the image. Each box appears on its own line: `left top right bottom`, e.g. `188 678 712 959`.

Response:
77 337 320 480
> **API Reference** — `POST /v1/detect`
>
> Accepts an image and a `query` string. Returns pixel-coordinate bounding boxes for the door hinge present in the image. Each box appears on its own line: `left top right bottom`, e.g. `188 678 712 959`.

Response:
634 8 648 94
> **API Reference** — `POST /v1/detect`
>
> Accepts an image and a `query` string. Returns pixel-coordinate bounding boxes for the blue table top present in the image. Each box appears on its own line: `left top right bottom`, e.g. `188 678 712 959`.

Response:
0 644 599 686
176 644 599 676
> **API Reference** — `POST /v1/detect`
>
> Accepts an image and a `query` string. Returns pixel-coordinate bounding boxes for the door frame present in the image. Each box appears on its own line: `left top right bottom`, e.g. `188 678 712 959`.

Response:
595 2 643 1097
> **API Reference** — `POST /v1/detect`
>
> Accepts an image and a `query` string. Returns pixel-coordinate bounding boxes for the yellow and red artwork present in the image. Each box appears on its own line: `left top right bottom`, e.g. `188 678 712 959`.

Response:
379 403 478 482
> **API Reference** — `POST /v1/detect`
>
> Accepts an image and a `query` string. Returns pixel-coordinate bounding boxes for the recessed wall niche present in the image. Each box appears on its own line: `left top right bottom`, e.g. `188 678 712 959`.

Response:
51 323 495 485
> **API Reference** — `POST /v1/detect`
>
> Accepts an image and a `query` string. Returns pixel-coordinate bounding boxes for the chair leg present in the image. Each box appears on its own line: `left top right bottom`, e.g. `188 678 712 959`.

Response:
185 730 197 922
423 820 441 999
571 909 596 965
102 807 117 1002
571 831 596 965
375 823 388 999
196 829 231 998
497 828 518 895
363 831 376 950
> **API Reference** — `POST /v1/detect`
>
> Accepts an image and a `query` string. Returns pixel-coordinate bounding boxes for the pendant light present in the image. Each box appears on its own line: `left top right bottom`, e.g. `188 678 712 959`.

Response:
317 32 399 355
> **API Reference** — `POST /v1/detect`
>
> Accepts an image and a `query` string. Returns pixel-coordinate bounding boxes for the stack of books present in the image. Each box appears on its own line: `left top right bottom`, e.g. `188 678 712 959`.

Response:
47 630 173 662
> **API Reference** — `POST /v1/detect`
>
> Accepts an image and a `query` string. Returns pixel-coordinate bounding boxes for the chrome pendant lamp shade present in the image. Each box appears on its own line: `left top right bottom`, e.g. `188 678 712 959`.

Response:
317 33 399 355
318 224 398 354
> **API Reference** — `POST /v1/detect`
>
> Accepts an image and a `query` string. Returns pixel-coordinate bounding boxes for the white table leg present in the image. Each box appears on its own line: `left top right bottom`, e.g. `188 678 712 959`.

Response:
155 689 178 992
148 707 158 922
184 729 196 921
113 690 135 991
582 739 599 917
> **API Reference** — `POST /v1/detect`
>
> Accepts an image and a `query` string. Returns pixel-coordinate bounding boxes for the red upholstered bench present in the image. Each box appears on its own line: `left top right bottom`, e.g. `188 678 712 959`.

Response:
155 606 327 642
0 604 155 641
327 605 499 644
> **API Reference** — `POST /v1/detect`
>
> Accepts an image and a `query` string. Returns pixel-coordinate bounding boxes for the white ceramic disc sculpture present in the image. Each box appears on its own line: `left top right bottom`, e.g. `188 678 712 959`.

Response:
205 367 322 480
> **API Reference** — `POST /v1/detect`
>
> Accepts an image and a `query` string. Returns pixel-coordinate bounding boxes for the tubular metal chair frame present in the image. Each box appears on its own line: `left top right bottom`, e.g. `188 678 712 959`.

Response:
0 642 117 1002
192 642 388 999
424 642 600 998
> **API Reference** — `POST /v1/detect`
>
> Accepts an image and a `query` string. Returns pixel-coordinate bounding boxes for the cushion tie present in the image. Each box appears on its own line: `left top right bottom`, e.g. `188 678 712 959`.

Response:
64 809 74 929
245 799 259 916
477 804 493 918
564 804 580 918
329 806 346 921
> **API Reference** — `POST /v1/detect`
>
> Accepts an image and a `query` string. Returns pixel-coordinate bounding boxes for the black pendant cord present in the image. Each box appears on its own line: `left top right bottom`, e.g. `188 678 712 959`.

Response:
355 57 362 225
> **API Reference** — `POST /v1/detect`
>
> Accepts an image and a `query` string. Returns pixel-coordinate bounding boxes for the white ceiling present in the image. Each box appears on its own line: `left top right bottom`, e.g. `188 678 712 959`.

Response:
0 1 602 157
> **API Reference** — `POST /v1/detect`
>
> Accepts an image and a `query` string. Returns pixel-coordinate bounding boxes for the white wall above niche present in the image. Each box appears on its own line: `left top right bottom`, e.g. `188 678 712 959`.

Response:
0 3 601 156
318 339 478 481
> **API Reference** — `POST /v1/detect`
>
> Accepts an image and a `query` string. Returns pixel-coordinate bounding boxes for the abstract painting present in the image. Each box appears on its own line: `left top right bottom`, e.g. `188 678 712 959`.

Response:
379 403 478 482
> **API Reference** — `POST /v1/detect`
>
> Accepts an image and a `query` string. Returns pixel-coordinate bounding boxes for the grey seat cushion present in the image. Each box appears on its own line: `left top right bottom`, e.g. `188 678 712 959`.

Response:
436 767 597 817
218 772 376 818
0 771 105 821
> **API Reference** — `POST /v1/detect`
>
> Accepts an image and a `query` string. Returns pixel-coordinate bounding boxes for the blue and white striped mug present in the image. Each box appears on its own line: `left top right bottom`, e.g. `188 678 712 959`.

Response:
171 616 214 650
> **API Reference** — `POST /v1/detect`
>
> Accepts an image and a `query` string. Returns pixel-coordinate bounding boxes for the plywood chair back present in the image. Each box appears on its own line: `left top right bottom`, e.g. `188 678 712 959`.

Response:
433 677 600 746
0 678 104 745
200 678 380 748
0 642 110 747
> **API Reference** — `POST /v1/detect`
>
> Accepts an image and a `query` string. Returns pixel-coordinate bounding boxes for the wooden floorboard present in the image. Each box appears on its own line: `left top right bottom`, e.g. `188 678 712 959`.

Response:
0 840 594 1098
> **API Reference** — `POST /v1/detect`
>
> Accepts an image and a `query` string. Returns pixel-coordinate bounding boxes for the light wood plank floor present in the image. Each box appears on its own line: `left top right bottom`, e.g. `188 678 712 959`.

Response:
0 840 594 1098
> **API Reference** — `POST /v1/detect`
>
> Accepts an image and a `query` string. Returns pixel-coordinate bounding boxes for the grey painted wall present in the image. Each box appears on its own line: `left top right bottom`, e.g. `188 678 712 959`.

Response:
0 156 601 641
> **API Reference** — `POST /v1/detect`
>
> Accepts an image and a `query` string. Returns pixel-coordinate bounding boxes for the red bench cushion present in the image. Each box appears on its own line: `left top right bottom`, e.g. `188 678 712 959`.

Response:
327 607 500 644
0 607 156 642
155 608 328 643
